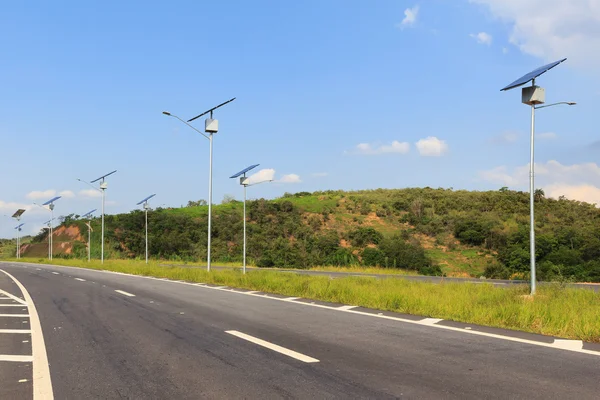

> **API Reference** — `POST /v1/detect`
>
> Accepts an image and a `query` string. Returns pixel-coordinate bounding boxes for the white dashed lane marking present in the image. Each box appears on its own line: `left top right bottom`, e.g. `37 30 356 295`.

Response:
114 290 135 297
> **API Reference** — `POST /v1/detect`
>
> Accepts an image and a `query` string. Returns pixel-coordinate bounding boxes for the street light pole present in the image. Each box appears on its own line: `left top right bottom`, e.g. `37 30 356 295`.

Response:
529 89 536 294
501 59 574 295
49 204 55 260
36 197 61 261
80 170 116 265
163 97 235 272
101 185 105 264
80 209 96 262
136 194 156 264
527 100 576 294
243 183 246 273
208 132 213 272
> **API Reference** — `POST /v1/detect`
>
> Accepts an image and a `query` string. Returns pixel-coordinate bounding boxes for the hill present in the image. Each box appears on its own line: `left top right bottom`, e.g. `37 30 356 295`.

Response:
18 187 600 282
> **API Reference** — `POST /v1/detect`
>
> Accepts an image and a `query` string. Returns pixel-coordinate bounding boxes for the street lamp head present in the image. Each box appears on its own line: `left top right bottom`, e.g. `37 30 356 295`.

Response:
162 111 171 116
567 102 576 105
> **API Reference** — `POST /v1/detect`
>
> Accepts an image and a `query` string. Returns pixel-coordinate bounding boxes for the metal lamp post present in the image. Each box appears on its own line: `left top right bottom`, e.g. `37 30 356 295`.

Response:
14 224 24 259
11 209 25 259
79 170 117 264
34 197 61 260
501 59 575 295
136 194 156 264
81 209 97 262
230 164 272 274
163 97 236 272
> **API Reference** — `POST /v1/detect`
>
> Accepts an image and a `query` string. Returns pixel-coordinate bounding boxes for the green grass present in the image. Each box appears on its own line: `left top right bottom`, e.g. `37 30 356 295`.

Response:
275 195 338 213
426 248 489 277
11 258 600 342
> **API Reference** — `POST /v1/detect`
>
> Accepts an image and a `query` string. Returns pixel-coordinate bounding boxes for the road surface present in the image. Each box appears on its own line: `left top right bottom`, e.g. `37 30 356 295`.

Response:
1 261 599 399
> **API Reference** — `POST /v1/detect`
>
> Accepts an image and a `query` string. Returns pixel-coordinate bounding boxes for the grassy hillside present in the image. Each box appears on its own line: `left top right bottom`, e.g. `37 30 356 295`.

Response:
21 188 600 282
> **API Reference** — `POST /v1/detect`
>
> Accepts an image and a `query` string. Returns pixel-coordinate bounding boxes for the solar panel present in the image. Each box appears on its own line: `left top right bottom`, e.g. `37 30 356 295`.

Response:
42 196 62 206
81 209 97 219
501 58 567 91
43 219 53 225
15 223 24 229
91 170 117 183
230 164 259 179
187 98 236 122
136 194 156 205
12 209 25 218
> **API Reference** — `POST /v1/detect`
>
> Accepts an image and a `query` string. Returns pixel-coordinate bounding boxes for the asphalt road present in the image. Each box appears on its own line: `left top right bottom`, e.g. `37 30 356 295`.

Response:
1 261 600 399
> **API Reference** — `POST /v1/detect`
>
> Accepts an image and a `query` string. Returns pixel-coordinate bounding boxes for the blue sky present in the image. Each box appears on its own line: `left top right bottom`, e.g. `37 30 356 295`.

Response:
1 0 599 238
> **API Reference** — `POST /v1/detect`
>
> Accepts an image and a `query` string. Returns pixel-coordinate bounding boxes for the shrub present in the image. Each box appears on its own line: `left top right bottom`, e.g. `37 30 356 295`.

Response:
348 227 384 247
361 247 385 266
379 235 432 271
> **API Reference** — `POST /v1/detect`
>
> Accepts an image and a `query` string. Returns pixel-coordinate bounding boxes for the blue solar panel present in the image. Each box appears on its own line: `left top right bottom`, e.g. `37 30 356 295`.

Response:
91 170 117 183
501 58 566 91
230 164 259 179
81 209 97 219
136 194 156 205
15 223 24 229
42 196 61 206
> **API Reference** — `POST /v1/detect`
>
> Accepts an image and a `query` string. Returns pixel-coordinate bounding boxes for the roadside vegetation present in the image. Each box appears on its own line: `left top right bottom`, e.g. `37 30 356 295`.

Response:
16 187 600 282
11 258 600 342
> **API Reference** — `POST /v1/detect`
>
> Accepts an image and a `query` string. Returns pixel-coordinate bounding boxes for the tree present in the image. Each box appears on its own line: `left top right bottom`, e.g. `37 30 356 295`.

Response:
534 188 545 202
221 194 236 204
186 199 207 207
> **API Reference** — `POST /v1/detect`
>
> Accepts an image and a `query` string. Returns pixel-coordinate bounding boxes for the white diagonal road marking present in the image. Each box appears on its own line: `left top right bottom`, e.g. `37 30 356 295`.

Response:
226 330 319 363
0 288 27 305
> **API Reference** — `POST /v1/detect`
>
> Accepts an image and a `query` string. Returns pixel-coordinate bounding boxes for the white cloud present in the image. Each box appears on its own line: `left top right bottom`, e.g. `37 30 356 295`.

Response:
471 0 600 69
59 190 75 198
537 132 558 140
479 160 600 205
78 189 102 198
26 190 56 200
0 201 33 214
490 131 518 144
353 140 410 155
545 184 600 205
398 5 419 28
415 136 448 156
470 32 493 46
279 174 302 184
479 165 524 186
502 47 509 54
244 168 276 185
312 172 328 177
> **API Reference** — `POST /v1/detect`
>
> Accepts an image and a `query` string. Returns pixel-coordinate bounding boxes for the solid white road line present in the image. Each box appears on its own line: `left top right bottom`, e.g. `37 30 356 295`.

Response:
421 318 444 326
115 289 135 297
0 289 27 305
0 304 27 307
0 355 34 362
74 278 86 282
0 329 31 334
0 314 29 317
553 339 584 351
0 269 54 400
226 330 320 363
